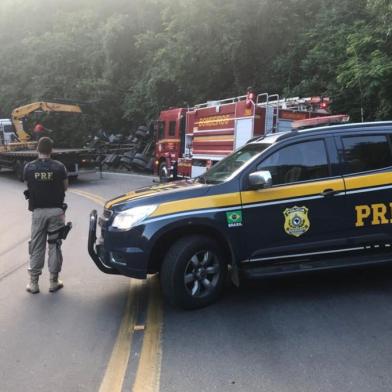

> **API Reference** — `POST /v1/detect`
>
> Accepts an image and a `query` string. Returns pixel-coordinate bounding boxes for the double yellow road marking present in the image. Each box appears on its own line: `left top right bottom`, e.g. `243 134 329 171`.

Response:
69 189 106 207
133 278 163 392
99 279 142 392
70 188 163 392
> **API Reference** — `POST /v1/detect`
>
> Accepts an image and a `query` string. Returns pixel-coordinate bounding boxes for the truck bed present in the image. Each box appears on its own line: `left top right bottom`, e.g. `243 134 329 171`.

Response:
0 146 96 180
0 148 89 157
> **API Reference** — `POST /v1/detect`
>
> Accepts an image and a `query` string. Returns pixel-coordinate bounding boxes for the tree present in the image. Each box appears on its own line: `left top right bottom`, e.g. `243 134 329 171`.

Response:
0 0 391 145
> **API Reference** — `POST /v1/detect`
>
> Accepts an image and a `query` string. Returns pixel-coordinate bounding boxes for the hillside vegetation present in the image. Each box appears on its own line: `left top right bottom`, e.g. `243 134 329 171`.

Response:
0 0 391 145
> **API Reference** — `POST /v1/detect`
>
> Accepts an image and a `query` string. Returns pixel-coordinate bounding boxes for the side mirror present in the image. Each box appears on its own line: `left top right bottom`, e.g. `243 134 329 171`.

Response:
248 170 272 189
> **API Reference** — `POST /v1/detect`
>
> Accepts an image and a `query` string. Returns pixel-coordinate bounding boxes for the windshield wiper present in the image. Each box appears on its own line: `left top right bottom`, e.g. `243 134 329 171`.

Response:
195 175 206 184
205 179 223 184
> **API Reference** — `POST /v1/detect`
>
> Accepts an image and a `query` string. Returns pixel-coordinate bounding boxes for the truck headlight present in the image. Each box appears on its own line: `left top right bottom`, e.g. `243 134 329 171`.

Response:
112 205 157 230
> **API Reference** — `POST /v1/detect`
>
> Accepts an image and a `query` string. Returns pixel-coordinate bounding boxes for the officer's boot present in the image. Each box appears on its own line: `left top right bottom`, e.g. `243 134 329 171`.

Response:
26 274 40 294
49 273 64 292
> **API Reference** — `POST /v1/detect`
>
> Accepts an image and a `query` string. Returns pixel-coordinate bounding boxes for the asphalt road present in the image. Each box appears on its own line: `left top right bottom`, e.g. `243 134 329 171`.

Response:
1 170 392 392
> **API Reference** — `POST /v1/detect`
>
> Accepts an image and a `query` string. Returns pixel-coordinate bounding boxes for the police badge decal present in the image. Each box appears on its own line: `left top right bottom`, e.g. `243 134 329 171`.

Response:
283 206 310 237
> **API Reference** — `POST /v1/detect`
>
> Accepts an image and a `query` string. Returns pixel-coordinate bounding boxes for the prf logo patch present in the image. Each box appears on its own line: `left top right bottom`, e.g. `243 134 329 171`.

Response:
34 172 54 181
226 210 243 227
283 206 310 237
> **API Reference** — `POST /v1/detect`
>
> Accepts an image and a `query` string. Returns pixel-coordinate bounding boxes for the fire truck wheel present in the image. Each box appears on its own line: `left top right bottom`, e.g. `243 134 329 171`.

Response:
158 162 169 179
160 235 227 309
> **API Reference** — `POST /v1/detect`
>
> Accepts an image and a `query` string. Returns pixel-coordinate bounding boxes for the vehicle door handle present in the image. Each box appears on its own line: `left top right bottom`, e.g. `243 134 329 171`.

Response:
321 188 339 197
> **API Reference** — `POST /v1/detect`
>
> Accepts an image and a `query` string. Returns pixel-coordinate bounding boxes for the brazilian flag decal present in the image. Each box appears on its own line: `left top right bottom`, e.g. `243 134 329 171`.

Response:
226 210 243 227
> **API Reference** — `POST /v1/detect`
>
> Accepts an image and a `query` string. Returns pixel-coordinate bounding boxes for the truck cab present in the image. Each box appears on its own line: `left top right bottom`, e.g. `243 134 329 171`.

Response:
0 119 17 145
154 108 187 179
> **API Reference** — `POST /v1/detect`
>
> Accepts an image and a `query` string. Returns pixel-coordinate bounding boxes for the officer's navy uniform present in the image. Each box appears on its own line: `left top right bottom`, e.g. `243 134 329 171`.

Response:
24 159 67 282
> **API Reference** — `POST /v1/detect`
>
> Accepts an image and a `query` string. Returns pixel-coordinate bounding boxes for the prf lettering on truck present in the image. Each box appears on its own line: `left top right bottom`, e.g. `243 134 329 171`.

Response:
355 203 392 227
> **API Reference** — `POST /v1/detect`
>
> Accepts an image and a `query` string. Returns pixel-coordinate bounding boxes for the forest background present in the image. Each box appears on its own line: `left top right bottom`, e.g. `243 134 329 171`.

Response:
0 0 391 146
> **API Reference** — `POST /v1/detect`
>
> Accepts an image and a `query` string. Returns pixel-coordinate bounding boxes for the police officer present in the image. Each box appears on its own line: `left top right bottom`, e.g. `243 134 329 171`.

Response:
24 137 68 294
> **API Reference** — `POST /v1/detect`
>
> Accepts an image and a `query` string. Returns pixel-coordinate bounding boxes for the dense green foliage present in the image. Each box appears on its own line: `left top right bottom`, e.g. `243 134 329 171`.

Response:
0 0 391 146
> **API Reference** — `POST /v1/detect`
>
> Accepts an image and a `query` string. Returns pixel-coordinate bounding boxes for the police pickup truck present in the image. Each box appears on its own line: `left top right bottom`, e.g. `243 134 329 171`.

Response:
89 122 392 309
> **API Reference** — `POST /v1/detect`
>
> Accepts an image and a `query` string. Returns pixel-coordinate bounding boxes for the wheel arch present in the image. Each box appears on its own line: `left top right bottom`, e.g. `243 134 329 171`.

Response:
147 223 236 274
159 156 168 164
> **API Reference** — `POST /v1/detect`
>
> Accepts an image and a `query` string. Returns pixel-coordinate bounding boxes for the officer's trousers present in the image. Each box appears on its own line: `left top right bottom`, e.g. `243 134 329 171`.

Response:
28 208 65 277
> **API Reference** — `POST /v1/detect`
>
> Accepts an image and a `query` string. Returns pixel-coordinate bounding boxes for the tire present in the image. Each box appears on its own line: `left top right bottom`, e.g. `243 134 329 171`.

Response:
135 129 147 138
134 153 147 162
15 160 27 182
68 175 78 182
159 161 169 180
120 155 133 164
160 235 227 309
145 157 155 171
132 158 147 169
123 150 136 159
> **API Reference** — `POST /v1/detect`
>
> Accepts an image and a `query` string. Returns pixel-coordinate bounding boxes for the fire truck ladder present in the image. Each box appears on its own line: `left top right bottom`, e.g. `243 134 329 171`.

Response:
261 96 325 112
193 95 247 110
257 93 280 133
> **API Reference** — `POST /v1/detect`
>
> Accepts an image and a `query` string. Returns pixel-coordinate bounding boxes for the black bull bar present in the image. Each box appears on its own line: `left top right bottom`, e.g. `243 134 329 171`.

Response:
88 210 120 275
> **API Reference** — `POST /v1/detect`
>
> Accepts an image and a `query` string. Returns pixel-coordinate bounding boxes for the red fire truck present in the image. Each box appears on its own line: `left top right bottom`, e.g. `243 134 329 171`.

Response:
154 90 346 179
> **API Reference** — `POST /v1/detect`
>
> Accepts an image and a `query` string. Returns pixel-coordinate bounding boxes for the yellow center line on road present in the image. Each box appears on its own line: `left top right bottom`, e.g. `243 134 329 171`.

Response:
133 276 163 392
69 189 106 206
99 279 142 392
68 188 164 392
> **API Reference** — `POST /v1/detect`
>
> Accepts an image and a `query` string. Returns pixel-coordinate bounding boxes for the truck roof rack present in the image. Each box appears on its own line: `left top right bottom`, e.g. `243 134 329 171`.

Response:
193 95 247 110
257 94 330 112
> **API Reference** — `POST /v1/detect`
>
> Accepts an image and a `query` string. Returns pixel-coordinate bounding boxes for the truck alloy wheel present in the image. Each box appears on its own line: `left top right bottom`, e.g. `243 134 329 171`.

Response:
160 235 227 309
183 250 221 298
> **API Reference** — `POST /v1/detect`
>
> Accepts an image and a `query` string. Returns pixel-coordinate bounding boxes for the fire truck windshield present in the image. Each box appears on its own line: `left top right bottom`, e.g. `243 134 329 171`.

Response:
199 142 271 184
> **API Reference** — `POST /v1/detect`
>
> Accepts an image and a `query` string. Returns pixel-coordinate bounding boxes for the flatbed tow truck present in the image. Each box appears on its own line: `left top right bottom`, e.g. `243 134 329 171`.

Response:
0 102 92 180
0 145 87 180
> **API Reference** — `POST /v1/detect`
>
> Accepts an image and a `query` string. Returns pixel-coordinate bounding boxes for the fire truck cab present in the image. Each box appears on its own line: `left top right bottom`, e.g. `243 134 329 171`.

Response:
154 91 341 180
154 108 187 179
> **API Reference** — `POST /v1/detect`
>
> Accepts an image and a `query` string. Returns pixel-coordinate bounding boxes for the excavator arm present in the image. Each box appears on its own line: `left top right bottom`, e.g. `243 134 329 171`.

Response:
11 102 82 142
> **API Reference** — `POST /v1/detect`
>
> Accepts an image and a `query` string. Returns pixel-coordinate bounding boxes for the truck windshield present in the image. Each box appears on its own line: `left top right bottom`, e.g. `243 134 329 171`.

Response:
199 143 271 184
158 122 165 140
4 125 13 133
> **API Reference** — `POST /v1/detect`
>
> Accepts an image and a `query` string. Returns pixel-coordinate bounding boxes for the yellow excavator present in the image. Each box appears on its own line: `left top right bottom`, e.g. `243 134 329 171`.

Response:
11 101 82 143
0 102 85 180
